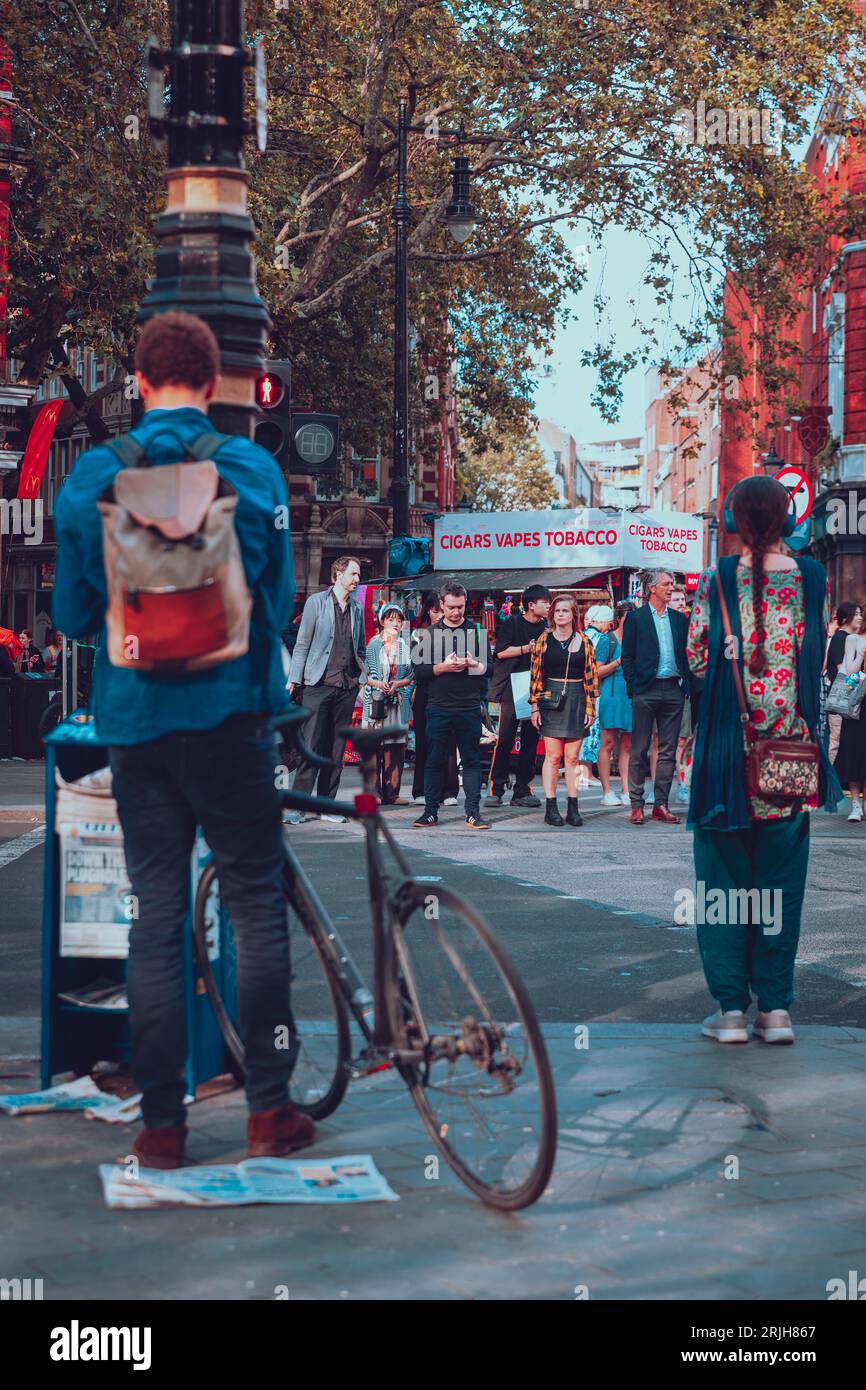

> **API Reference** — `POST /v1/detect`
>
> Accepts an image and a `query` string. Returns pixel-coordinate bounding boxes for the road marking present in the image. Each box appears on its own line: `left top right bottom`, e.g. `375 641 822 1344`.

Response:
0 825 46 869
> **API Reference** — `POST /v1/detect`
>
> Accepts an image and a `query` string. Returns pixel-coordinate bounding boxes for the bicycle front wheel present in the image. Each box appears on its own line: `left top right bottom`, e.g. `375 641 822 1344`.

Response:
388 882 557 1210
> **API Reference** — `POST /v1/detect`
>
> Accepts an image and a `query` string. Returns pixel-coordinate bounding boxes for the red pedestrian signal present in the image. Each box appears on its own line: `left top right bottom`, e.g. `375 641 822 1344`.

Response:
256 372 285 410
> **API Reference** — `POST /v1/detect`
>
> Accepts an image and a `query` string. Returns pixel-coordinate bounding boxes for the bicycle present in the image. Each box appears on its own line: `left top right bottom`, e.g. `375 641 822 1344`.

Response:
192 706 557 1210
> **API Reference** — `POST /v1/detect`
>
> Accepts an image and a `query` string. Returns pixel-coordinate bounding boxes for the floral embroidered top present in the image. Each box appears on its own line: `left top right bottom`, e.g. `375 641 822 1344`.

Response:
687 563 827 820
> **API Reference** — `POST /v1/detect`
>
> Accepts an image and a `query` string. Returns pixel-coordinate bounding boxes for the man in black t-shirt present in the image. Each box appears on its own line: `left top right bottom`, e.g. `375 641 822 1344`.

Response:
486 584 551 807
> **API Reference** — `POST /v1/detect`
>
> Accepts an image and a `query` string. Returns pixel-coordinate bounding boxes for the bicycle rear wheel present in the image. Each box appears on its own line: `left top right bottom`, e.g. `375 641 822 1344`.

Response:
191 845 350 1119
388 881 557 1210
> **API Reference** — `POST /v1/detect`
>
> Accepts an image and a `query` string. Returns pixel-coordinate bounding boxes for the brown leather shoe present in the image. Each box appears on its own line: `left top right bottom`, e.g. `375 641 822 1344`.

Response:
652 804 681 824
629 807 645 825
247 1103 316 1158
131 1123 187 1170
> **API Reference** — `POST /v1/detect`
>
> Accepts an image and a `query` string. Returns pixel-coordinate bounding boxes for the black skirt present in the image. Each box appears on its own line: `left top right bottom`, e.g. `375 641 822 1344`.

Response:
539 679 586 741
834 711 866 788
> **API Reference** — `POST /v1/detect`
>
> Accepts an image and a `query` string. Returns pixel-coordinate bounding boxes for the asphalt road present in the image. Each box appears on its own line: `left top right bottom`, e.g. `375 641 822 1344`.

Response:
2 777 865 1028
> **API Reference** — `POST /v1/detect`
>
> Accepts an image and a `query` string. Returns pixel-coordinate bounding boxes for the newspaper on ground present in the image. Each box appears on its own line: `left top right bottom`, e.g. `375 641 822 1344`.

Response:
0 1074 147 1123
99 1154 399 1208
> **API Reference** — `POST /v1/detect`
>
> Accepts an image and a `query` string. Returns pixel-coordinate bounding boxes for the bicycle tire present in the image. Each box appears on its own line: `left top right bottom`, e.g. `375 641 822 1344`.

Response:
191 851 351 1119
388 880 557 1211
38 696 63 741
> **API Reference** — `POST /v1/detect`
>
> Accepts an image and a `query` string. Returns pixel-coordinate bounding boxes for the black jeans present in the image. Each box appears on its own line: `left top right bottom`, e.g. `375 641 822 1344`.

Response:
628 677 685 808
489 694 537 796
425 705 481 817
292 683 358 800
109 715 292 1128
411 685 458 800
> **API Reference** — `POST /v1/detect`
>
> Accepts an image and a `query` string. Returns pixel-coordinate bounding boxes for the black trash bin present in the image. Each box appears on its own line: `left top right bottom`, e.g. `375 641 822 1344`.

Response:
11 673 60 758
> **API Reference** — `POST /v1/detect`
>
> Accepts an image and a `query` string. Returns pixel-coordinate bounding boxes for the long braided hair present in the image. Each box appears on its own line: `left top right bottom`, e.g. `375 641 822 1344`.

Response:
730 475 791 676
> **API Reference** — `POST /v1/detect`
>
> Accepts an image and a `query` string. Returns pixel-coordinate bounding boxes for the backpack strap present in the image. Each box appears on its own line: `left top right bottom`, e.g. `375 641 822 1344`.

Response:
186 431 232 461
104 429 231 469
104 432 147 469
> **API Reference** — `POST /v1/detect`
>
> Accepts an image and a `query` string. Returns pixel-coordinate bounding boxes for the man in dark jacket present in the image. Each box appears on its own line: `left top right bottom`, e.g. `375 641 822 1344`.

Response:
53 311 308 1171
412 581 493 829
620 568 690 825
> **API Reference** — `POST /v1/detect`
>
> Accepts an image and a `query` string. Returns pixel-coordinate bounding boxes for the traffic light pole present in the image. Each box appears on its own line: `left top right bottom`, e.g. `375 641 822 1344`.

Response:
391 99 411 538
141 1 271 438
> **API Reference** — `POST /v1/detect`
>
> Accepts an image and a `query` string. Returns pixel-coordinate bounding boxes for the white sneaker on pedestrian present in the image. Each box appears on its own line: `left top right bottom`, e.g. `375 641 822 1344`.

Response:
752 1010 794 1044
600 790 622 807
619 791 630 806
443 797 459 806
319 813 348 824
848 798 863 822
701 1010 749 1044
413 794 426 804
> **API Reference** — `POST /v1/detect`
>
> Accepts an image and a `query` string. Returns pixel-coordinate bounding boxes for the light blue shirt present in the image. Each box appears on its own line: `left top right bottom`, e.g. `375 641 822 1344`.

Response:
651 605 678 678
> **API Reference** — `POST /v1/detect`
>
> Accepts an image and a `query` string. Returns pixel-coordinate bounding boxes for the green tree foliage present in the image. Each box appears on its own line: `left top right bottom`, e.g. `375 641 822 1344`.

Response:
6 0 866 451
458 430 557 511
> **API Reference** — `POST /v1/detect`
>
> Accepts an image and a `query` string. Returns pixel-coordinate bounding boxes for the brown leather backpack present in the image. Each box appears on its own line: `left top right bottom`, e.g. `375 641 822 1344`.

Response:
97 430 253 673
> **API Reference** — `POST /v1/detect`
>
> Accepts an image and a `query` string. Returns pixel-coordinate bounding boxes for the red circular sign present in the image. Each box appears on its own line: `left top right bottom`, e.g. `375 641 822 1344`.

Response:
773 465 814 524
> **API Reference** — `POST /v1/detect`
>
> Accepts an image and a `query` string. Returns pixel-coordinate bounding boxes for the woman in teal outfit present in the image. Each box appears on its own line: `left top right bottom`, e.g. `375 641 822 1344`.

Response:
596 600 634 807
687 475 840 1046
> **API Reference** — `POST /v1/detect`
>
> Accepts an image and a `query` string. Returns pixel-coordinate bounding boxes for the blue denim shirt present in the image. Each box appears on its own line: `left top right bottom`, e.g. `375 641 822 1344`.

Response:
652 605 678 678
53 407 294 745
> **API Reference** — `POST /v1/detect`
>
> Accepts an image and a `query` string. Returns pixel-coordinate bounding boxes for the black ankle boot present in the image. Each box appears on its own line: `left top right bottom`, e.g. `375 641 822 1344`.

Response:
544 797 564 826
566 797 583 827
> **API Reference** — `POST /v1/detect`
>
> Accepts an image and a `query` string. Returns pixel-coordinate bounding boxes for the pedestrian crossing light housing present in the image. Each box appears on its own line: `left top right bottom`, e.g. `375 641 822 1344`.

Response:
254 361 291 467
289 412 340 477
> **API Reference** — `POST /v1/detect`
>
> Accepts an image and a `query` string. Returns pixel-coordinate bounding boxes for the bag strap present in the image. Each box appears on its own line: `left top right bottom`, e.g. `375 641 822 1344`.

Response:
104 432 147 469
714 569 753 752
104 428 231 470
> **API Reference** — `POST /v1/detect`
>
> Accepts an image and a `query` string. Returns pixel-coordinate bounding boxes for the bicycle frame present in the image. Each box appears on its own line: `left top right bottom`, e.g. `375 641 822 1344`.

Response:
281 749 418 1063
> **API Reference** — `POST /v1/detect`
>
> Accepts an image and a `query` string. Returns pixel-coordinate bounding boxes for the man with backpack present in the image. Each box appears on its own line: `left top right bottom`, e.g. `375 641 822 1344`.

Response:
53 311 311 1169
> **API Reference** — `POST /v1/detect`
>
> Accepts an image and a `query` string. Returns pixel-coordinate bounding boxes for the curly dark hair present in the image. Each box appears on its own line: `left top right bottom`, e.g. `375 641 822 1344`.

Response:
134 311 221 389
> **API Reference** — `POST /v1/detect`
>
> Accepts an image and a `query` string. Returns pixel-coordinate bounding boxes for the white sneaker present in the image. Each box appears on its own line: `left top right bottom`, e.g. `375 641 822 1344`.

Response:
600 791 622 807
443 797 459 806
752 1010 794 1044
848 799 863 822
701 1010 749 1044
413 795 426 804
320 813 348 824
619 791 631 806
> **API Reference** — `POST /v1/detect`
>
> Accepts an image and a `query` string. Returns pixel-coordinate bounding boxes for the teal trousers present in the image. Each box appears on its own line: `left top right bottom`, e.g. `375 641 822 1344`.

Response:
692 813 810 1014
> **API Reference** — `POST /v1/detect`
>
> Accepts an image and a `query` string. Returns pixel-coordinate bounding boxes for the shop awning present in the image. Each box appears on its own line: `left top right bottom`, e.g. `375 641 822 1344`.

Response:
388 566 614 593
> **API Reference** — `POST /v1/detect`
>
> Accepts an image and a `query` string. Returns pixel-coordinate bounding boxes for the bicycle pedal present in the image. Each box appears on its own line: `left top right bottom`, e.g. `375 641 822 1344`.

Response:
350 1053 394 1078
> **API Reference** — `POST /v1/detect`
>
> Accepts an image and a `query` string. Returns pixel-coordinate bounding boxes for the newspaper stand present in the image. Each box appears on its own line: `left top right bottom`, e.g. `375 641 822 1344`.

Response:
40 712 235 1092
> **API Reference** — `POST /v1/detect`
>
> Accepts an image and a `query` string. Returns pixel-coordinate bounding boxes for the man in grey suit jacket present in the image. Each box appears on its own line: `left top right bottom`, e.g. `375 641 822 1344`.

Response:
288 555 365 809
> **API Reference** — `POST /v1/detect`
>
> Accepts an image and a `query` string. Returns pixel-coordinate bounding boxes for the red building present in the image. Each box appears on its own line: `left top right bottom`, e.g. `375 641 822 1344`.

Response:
718 50 866 603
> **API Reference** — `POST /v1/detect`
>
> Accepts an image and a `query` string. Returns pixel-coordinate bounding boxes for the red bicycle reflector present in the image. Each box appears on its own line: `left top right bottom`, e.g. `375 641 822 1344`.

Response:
354 793 378 816
256 373 284 409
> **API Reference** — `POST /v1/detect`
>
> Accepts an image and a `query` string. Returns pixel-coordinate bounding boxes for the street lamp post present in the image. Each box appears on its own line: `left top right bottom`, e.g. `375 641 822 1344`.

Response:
142 0 271 437
391 105 480 537
391 98 412 538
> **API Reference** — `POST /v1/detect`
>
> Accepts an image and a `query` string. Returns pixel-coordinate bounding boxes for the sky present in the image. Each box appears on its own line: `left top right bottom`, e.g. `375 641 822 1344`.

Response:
531 219 705 450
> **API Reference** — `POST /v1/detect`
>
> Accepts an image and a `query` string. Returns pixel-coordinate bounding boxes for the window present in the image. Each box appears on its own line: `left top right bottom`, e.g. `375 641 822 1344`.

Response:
824 293 845 442
710 457 719 500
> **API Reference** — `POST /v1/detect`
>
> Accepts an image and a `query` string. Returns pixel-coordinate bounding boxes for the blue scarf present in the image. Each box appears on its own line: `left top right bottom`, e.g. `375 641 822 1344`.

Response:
688 553 842 832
